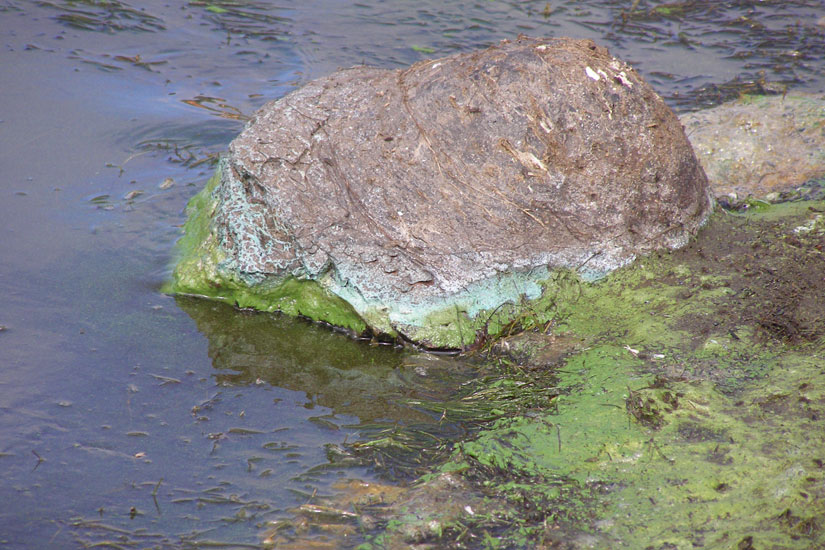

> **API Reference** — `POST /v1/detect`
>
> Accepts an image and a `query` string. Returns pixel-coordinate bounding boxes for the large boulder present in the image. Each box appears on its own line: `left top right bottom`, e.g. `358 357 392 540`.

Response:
167 36 711 349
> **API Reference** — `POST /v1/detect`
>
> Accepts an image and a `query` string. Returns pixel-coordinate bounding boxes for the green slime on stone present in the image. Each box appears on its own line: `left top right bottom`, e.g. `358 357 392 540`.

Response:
460 345 825 548
163 171 369 335
164 169 590 348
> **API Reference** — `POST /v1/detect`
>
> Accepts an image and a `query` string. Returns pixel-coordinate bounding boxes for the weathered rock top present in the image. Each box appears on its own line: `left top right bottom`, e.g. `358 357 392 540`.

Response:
172 36 712 348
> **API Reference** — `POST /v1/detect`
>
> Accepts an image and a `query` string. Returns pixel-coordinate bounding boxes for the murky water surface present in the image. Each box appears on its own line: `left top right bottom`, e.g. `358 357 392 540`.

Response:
1 1 824 547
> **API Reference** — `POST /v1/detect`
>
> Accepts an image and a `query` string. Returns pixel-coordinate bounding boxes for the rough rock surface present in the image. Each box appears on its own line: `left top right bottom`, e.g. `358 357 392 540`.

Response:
169 36 711 348
681 93 825 200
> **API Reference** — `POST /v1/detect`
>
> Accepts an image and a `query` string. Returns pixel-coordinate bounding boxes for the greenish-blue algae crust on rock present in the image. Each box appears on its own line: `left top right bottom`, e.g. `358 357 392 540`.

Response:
165 36 712 348
163 170 369 335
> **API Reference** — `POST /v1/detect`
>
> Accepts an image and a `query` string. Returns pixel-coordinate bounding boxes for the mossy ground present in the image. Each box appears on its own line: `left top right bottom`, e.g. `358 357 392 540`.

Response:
339 201 825 549
450 345 825 549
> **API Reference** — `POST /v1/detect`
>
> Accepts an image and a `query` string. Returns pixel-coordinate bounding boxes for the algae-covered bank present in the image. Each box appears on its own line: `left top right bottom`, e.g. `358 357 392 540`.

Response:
285 199 825 550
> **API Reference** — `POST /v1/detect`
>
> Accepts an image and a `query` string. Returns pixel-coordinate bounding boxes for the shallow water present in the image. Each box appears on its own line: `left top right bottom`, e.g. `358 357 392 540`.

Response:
1 1 824 548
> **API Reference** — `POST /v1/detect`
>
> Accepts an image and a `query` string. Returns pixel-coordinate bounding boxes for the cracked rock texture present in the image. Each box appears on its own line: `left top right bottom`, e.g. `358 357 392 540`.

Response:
171 36 712 347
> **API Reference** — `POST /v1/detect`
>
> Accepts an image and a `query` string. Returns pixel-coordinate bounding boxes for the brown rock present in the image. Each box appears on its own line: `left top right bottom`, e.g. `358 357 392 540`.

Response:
178 36 712 347
681 93 825 200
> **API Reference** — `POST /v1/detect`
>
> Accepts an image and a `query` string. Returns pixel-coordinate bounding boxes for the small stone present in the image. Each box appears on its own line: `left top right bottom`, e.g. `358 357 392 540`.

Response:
681 93 825 199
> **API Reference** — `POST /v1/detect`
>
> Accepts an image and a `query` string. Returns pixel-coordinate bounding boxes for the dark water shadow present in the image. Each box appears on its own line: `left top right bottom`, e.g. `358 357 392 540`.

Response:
176 296 481 426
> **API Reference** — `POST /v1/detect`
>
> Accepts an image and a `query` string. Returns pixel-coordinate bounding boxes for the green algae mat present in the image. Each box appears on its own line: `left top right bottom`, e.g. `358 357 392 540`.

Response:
343 200 825 549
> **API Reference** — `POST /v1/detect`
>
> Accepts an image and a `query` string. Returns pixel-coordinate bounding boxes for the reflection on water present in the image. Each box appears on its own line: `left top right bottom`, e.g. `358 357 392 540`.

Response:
178 296 477 425
178 296 493 484
1 0 824 548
